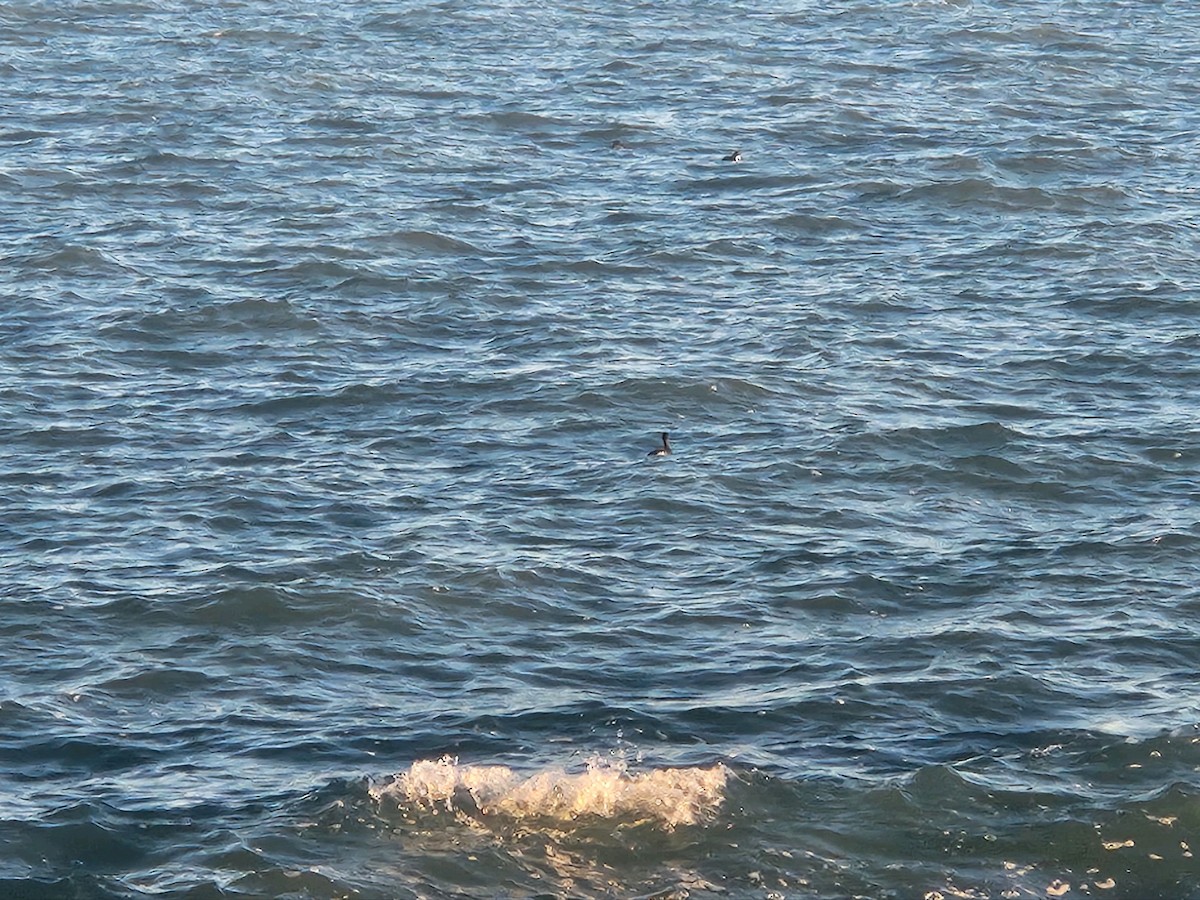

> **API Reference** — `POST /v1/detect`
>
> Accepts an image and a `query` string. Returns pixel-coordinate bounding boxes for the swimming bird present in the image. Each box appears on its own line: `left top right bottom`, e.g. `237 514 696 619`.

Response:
723 149 743 162
648 432 671 457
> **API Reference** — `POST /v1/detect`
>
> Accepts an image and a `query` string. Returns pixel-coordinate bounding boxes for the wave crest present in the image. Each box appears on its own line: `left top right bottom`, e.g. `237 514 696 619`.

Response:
371 757 729 829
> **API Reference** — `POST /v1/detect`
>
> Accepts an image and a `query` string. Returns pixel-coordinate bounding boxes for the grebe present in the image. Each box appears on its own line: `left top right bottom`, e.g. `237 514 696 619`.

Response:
723 149 743 162
648 432 671 457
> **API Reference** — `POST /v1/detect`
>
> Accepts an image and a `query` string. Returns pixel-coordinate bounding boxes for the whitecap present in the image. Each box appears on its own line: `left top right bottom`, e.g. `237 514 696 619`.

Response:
371 756 728 830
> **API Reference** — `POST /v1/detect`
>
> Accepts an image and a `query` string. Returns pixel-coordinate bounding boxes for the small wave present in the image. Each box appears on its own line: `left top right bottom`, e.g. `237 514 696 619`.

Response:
189 582 348 627
205 28 322 48
110 297 321 342
376 230 488 256
0 128 51 144
696 237 769 258
303 114 383 134
885 420 1021 454
901 177 1056 210
372 757 728 829
477 110 573 132
22 243 132 275
769 211 860 235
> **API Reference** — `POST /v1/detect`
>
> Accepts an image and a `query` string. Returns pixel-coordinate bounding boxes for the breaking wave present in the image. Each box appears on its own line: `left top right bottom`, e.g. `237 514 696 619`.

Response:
370 757 729 829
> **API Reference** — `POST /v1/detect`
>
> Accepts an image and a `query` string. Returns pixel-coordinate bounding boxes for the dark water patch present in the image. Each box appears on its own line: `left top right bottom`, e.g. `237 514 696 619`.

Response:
17 424 123 451
117 298 322 343
231 381 398 418
92 667 216 699
900 177 1058 211
188 584 351 629
82 479 142 500
474 109 575 132
768 211 862 235
0 737 162 776
16 243 134 276
0 876 127 900
367 229 491 257
302 113 385 135
869 420 1023 459
953 451 1032 479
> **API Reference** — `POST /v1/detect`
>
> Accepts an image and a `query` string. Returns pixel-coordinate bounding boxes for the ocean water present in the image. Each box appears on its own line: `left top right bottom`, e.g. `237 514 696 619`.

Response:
3 0 1200 897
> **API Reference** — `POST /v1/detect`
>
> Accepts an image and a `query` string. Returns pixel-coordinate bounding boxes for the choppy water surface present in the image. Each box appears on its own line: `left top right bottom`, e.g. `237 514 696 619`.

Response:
4 0 1200 897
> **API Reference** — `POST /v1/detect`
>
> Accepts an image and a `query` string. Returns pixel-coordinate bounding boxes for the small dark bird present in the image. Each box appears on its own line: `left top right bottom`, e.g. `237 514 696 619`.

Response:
723 149 743 162
648 432 671 457
611 139 631 150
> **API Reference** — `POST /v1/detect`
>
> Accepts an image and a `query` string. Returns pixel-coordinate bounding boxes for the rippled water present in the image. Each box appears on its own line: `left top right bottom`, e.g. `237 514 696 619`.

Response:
4 0 1200 897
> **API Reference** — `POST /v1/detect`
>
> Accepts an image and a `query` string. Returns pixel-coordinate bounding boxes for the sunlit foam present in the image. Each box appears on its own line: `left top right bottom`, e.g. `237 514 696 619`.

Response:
371 756 729 829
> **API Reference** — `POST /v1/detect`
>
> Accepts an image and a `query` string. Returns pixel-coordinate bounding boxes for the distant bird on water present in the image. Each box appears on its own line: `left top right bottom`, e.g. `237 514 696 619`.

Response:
723 149 743 162
648 432 671 457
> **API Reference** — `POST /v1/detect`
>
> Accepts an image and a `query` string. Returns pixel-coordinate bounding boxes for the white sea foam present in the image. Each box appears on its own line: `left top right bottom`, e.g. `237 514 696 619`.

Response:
371 756 729 829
